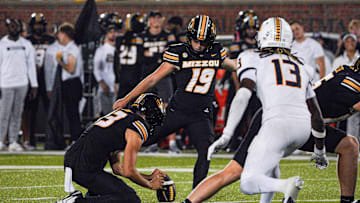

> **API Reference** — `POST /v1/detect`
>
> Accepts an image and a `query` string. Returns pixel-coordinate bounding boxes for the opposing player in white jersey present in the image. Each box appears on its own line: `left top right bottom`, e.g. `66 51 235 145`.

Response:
238 17 324 202
183 17 327 203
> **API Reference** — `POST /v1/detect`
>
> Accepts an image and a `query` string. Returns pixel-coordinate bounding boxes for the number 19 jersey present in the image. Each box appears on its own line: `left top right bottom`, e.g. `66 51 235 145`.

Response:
163 42 227 111
237 50 315 122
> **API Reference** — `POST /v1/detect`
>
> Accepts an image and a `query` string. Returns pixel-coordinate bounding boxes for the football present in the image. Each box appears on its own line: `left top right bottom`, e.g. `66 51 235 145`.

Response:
156 175 176 202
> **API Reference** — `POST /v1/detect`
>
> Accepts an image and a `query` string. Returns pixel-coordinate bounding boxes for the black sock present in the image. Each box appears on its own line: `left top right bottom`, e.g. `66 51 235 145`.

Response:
182 199 192 203
341 196 354 203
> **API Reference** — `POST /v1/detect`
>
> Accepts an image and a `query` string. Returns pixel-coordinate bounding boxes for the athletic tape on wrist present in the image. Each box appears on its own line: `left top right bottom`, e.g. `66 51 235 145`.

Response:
312 129 326 138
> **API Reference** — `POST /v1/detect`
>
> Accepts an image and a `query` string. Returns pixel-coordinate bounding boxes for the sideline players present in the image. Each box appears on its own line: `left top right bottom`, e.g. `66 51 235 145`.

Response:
114 13 146 99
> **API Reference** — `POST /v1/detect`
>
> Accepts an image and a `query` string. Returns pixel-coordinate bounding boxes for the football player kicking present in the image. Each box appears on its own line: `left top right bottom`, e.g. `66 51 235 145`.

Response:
113 15 238 189
185 26 360 203
57 93 167 203
185 17 328 203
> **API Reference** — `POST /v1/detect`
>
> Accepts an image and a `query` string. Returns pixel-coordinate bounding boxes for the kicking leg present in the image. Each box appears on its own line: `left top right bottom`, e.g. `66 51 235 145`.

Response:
187 160 242 203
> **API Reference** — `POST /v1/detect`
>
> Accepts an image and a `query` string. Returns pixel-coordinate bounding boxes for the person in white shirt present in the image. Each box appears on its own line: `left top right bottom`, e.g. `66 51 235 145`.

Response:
290 20 326 82
54 23 83 148
44 40 60 97
0 18 38 151
333 34 359 70
93 19 119 114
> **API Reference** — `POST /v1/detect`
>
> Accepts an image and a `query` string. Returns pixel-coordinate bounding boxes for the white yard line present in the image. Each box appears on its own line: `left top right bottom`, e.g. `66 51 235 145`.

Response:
0 165 219 173
6 197 57 201
0 151 350 161
0 185 63 189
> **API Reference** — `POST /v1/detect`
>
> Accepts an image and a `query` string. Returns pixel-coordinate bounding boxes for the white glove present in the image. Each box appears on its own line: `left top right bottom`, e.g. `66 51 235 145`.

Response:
207 135 231 161
309 145 329 170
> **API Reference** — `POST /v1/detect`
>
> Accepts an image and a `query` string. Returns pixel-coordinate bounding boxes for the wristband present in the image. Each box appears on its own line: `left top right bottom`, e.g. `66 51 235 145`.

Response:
312 129 326 138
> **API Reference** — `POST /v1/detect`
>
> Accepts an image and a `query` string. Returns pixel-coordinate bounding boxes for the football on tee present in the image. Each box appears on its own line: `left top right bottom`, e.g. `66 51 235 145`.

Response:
156 175 176 202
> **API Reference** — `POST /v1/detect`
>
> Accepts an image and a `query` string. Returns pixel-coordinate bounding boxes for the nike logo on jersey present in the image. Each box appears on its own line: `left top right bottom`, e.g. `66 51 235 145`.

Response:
211 53 217 57
182 60 220 68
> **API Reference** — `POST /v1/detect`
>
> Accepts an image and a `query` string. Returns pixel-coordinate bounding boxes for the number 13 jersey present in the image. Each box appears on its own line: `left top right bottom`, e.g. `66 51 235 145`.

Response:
163 42 227 112
237 50 315 122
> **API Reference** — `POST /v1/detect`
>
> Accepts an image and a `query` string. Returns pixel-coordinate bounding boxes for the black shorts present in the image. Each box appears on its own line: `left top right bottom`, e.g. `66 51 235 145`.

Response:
299 125 347 153
145 104 214 147
233 108 347 166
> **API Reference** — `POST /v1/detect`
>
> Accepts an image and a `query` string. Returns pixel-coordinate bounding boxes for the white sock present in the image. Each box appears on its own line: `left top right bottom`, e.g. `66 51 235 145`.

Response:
169 140 176 148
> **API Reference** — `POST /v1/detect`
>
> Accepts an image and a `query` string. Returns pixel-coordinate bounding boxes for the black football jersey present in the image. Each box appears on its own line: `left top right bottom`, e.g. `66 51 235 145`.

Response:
141 29 176 77
26 34 55 68
176 32 187 44
229 40 257 59
163 42 227 111
314 65 360 122
65 109 150 170
114 32 144 89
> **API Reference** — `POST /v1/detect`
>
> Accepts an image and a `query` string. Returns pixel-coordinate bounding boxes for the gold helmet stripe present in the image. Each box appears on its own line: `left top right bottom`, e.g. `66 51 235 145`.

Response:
249 16 254 27
275 17 281 42
198 15 208 40
36 13 40 22
126 14 131 31
134 93 146 104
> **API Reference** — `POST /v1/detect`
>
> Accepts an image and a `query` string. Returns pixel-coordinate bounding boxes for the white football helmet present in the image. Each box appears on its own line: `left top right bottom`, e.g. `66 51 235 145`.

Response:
257 17 293 50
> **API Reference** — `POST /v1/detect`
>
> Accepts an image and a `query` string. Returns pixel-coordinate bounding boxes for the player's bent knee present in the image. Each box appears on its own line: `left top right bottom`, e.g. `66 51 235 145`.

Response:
344 136 359 154
240 175 258 195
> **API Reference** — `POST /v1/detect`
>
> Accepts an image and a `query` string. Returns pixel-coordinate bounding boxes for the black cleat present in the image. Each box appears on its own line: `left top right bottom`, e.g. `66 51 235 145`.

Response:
56 190 83 203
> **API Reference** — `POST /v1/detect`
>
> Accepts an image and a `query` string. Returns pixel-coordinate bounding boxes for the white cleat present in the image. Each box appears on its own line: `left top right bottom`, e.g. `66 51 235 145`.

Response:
282 176 304 203
8 142 23 152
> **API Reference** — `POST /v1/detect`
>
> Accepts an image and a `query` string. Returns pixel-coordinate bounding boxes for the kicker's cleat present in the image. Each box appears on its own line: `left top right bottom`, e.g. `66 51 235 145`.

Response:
283 176 304 203
56 190 83 203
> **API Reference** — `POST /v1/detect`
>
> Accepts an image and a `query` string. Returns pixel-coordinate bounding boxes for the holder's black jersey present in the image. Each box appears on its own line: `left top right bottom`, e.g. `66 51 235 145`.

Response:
314 65 360 122
163 42 227 111
26 34 55 68
229 40 257 60
114 32 144 86
140 29 176 78
65 109 150 171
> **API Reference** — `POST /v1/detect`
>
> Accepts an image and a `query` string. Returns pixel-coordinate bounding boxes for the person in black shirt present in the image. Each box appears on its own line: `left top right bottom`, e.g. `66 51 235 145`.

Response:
58 93 166 203
113 15 238 188
188 60 360 203
22 13 55 150
114 13 146 99
167 16 187 44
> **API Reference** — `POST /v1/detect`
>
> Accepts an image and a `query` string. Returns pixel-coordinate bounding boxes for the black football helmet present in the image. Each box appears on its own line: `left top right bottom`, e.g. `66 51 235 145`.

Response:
5 18 22 37
29 13 47 35
186 15 216 53
131 93 165 127
125 13 146 33
99 12 123 33
234 10 259 39
235 10 257 32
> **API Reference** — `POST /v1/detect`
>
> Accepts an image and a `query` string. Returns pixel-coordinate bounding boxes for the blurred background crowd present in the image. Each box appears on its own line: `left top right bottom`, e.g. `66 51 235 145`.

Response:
0 0 359 153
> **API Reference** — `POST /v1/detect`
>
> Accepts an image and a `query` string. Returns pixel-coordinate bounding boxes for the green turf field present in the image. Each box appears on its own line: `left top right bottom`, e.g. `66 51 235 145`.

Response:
0 154 359 202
